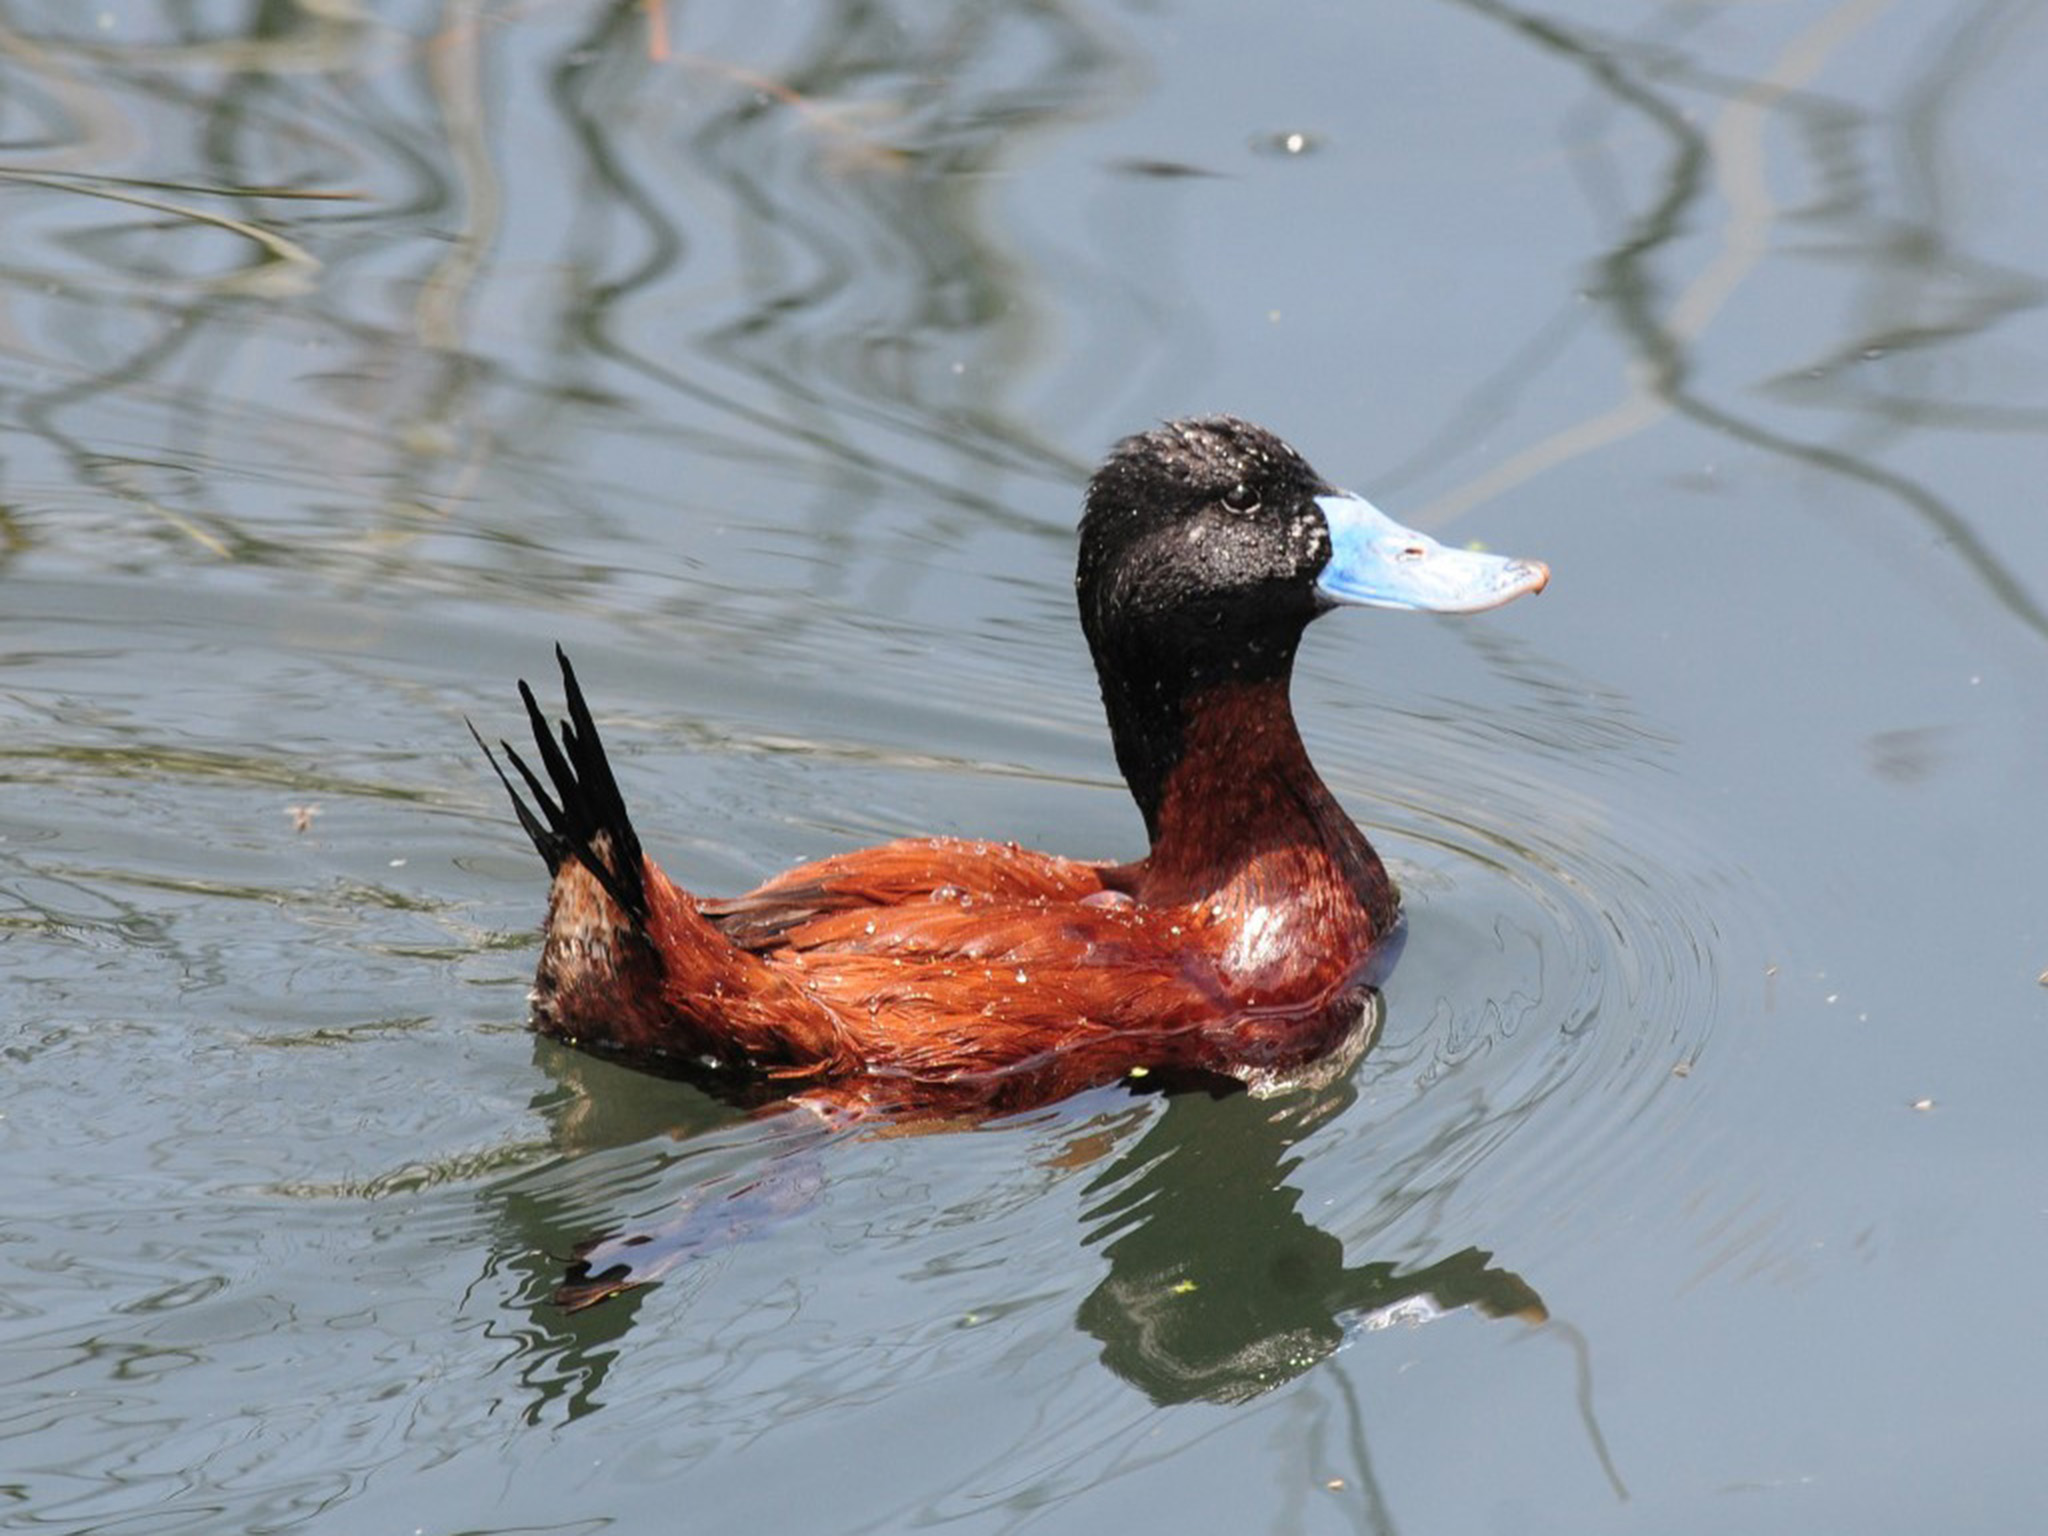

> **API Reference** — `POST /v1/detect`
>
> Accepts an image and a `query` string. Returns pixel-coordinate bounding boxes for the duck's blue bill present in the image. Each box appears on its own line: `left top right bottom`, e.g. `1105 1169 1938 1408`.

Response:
1314 493 1550 613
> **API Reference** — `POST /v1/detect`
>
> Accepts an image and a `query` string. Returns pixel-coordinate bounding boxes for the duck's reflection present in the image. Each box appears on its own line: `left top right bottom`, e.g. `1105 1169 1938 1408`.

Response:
485 1013 1547 1415
1072 1083 1544 1406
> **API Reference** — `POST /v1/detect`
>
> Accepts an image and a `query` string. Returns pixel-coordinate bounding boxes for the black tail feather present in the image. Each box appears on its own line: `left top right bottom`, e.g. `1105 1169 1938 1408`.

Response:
500 723 565 837
473 646 650 923
468 717 560 869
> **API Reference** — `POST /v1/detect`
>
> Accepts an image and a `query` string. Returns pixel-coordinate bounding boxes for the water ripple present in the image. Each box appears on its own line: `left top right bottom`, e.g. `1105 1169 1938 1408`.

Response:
1302 668 1767 1263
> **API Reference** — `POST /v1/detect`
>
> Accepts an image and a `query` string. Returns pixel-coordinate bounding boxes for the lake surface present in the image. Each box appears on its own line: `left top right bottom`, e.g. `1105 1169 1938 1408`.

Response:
4 2 2045 1531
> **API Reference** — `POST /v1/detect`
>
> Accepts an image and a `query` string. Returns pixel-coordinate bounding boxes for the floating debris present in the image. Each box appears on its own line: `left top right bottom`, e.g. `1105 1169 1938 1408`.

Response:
1251 129 1324 157
1107 156 1224 180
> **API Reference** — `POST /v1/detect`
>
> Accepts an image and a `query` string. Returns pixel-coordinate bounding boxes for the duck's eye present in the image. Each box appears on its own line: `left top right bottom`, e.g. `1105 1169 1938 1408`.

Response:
1222 484 1261 514
1397 543 1427 561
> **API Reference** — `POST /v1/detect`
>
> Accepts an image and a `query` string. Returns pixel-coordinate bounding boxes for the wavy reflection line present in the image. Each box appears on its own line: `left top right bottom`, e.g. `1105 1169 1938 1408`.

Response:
1548 1317 1630 1502
3 0 375 76
1416 0 1888 531
0 13 585 564
399 0 506 519
1330 1368 1399 1536
417 1 501 354
541 4 1108 515
5 303 260 560
0 13 143 172
0 168 320 295
1776 0 2048 417
1423 0 2048 647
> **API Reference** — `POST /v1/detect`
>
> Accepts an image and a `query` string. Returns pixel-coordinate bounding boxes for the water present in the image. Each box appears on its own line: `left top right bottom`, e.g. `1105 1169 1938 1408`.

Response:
3 2 2046 1531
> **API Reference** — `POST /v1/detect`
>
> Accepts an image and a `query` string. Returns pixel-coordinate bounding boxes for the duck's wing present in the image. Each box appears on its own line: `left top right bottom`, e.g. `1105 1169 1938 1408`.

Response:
764 895 1234 1065
701 836 1114 952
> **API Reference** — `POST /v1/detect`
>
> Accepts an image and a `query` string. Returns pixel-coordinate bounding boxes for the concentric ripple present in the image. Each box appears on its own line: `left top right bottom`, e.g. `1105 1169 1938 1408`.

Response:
1295 667 1770 1256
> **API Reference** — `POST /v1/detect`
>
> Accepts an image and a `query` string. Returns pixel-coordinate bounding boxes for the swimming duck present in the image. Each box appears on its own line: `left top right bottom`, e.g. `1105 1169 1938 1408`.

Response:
476 417 1547 1114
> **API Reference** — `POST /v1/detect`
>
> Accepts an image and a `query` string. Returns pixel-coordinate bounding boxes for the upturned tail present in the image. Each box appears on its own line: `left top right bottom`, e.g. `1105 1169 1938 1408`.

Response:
470 645 647 926
473 649 851 1070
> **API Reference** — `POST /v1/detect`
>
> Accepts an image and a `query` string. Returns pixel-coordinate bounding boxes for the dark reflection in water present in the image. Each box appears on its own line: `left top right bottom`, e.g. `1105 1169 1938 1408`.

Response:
481 1040 757 1423
1072 1084 1544 1407
484 1031 1549 1418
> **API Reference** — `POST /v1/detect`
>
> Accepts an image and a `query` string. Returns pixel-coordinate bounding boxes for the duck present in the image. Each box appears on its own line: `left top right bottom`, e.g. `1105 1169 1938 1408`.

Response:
475 417 1547 1116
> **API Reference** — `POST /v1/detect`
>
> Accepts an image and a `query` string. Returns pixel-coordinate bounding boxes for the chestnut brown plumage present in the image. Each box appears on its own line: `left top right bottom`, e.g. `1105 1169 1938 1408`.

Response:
476 418 1548 1115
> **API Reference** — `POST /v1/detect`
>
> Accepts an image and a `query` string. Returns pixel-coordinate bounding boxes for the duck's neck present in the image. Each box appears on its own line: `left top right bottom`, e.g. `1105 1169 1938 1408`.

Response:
1116 675 1398 931
1099 623 1303 840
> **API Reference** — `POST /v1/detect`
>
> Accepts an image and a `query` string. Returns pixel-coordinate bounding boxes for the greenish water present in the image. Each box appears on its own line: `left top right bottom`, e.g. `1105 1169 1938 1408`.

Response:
3 2 2045 1531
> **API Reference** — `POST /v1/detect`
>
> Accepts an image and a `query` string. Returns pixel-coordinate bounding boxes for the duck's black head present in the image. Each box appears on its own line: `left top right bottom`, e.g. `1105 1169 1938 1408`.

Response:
1077 416 1547 836
1079 417 1338 700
